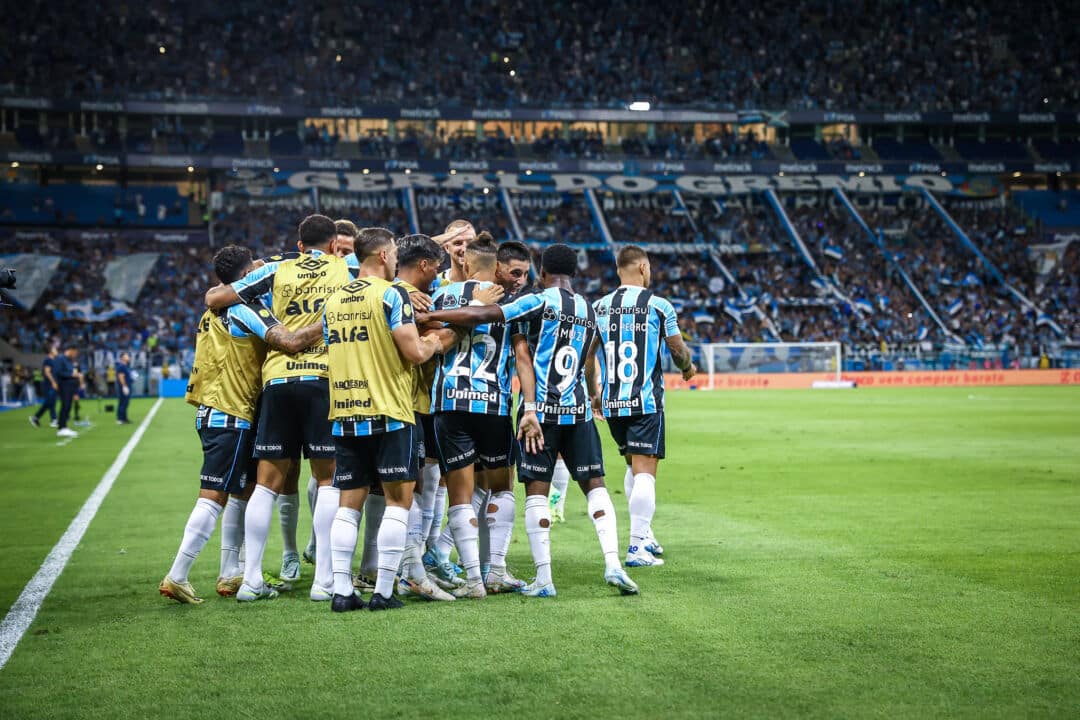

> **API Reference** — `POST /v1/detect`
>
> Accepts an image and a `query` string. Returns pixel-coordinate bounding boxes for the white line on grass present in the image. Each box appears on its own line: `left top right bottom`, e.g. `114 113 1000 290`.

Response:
0 397 164 670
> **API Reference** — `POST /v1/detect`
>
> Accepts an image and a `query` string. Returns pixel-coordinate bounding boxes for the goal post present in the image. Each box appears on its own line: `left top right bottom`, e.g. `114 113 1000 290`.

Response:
694 342 852 390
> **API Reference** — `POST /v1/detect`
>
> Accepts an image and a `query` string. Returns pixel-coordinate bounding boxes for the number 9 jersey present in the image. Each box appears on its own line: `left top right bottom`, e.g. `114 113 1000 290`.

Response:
593 286 679 417
499 286 600 426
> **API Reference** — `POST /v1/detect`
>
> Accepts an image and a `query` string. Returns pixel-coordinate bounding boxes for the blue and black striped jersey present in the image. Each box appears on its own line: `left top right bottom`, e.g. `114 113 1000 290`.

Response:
500 286 599 426
594 286 680 417
431 280 519 416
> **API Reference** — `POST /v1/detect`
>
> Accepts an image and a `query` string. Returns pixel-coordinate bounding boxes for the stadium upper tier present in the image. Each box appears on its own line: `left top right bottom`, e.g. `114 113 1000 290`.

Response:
2 0 1077 111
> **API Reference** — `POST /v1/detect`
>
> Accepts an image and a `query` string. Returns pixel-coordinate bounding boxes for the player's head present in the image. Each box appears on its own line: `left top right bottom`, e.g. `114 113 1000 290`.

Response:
616 245 651 288
48 345 58 357
64 344 79 359
297 214 337 253
356 227 397 281
334 219 359 258
539 243 578 287
442 219 475 268
496 241 532 294
396 234 444 289
213 245 255 284
120 352 130 364
463 232 498 280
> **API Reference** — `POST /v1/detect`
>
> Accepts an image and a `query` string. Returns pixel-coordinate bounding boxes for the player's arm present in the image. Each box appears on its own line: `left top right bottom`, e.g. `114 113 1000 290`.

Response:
229 302 318 355
512 333 543 453
422 290 541 328
584 336 604 420
43 364 58 390
118 368 129 394
385 285 443 364
421 326 466 354
658 298 696 380
206 262 278 311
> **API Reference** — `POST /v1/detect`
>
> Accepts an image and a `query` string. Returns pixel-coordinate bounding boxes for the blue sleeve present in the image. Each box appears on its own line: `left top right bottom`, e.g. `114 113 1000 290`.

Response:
228 302 281 340
383 286 415 331
345 254 360 279
232 261 279 304
322 306 330 345
500 292 545 323
654 297 680 337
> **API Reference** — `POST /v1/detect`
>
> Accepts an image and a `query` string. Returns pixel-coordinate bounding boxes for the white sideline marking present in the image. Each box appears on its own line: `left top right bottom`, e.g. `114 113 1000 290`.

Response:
0 397 164 670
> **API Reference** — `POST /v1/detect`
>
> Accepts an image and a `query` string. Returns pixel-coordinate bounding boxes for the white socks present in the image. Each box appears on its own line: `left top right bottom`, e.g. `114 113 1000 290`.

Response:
552 458 571 511
524 495 552 586
403 497 427 582
360 494 385 577
330 506 361 597
587 487 621 572
623 466 635 502
435 520 455 562
241 484 277 589
447 504 482 584
375 505 409 597
427 484 447 552
419 463 440 540
628 473 656 549
488 491 515 572
219 496 246 578
277 492 299 556
168 498 222 584
305 475 318 552
312 485 340 589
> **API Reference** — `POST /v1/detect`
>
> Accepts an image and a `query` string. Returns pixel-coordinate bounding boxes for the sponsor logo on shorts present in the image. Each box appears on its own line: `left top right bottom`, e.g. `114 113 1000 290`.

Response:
256 444 284 451
520 462 548 472
478 452 509 464
445 451 472 465
308 444 336 453
378 465 409 475
200 474 225 485
627 440 653 449
574 463 602 474
336 472 353 482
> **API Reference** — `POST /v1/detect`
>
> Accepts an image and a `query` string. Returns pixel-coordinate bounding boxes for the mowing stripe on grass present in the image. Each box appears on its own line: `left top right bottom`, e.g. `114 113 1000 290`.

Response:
0 398 163 670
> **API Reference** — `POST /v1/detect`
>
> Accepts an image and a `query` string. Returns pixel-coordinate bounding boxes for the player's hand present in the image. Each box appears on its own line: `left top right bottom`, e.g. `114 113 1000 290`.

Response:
591 395 605 421
51 382 59 391
681 362 698 381
431 225 472 247
472 284 504 305
517 411 544 454
122 386 130 396
408 291 433 313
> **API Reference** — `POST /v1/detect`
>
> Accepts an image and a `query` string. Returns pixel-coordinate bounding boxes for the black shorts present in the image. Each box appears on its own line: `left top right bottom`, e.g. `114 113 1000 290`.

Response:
606 412 665 459
518 420 605 484
198 426 255 494
431 412 516 474
333 425 419 491
254 379 335 460
419 413 437 460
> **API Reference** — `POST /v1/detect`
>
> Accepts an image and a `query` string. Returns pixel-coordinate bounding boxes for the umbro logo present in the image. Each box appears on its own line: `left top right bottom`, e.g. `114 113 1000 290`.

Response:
296 256 325 271
342 280 371 294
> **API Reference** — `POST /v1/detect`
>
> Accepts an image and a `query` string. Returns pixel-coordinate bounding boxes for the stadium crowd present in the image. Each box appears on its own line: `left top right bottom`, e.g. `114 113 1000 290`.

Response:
4 1 1077 110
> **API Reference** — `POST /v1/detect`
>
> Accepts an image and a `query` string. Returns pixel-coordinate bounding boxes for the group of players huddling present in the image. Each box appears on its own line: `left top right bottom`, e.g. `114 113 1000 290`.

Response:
159 214 696 611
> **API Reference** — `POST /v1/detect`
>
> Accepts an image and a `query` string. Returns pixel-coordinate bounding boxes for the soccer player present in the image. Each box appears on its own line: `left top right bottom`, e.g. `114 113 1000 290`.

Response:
323 231 458 611
594 245 696 567
428 236 537 597
422 243 639 597
206 214 353 602
29 345 59 428
334 219 358 258
115 352 132 424
160 246 323 604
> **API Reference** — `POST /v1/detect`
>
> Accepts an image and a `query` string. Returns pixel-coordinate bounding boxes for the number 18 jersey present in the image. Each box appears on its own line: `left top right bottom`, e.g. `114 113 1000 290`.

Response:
593 285 679 417
500 286 600 426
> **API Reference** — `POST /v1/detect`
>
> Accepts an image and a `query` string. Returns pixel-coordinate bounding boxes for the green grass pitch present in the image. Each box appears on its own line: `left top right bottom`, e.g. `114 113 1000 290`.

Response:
0 387 1078 719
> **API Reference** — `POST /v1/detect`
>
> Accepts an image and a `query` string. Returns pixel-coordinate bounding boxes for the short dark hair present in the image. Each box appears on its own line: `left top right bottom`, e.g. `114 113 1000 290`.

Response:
298 214 337 248
397 234 443 268
356 227 395 261
497 240 531 265
541 243 578 277
213 245 254 284
334 219 359 238
617 245 649 268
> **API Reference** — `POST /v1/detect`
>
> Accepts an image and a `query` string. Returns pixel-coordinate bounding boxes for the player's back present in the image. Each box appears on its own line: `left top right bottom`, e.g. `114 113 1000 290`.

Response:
431 279 516 416
324 276 415 428
505 286 599 425
186 307 266 424
594 286 676 417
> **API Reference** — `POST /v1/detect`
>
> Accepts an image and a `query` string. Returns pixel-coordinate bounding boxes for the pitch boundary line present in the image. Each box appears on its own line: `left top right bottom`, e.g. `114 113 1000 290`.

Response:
0 397 164 670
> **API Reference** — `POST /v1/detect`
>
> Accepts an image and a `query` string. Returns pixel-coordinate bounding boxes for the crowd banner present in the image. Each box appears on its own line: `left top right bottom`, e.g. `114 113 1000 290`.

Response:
0 253 61 309
662 368 1080 391
104 253 160 303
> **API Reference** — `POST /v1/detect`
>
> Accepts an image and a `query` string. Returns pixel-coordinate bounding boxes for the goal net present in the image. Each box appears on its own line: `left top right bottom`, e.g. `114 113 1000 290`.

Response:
694 342 846 390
